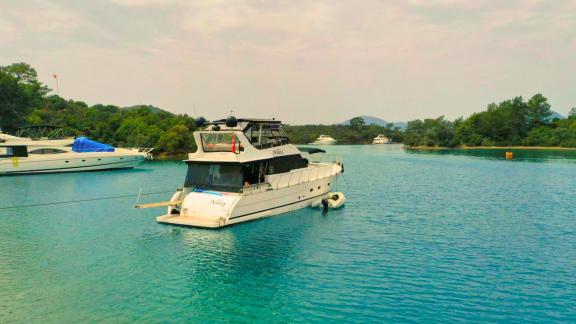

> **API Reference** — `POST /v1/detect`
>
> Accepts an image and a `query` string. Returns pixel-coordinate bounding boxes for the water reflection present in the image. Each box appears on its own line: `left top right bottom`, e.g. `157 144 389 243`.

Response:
128 212 321 321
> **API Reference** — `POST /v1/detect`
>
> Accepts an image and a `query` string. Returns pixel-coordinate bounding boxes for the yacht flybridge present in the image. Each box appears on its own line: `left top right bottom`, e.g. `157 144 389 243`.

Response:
139 117 345 228
0 128 151 175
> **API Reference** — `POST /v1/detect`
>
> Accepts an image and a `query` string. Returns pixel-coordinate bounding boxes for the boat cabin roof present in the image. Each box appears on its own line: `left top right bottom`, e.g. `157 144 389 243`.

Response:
211 118 280 125
188 117 304 163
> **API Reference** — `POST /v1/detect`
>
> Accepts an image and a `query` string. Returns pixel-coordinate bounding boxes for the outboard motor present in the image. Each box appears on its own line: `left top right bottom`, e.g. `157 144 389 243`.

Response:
321 198 329 213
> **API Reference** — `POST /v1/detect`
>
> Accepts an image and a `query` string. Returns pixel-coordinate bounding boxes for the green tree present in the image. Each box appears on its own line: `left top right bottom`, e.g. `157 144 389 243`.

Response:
0 63 52 132
157 125 193 152
349 116 365 131
0 70 32 132
526 94 551 129
1 63 38 83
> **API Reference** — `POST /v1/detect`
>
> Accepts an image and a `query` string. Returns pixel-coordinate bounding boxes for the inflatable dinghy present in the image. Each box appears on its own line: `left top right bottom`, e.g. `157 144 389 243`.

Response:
312 192 346 210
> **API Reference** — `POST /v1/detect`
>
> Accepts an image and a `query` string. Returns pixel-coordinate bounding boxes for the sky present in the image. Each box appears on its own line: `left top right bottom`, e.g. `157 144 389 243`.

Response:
1 0 575 124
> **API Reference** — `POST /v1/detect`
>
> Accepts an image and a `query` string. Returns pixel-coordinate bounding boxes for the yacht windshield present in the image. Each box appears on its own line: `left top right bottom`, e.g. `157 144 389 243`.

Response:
244 123 288 149
201 133 240 152
184 163 243 192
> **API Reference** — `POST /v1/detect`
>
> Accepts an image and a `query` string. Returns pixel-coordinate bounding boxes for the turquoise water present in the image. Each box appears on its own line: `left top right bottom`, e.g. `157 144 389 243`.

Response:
1 145 575 322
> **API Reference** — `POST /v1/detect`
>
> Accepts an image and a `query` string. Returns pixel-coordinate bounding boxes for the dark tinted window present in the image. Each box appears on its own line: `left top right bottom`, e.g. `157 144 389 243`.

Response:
0 146 28 158
44 149 66 154
242 162 266 185
184 163 243 192
267 154 308 174
29 148 66 154
240 154 309 185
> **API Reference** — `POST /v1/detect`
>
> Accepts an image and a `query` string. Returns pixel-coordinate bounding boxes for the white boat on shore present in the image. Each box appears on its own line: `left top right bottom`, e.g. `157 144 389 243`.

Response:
310 135 337 145
0 128 151 175
138 117 344 228
372 134 392 144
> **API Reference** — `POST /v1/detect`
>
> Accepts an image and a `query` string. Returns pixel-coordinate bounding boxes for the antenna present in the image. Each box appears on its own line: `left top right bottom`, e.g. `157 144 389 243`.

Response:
53 74 60 95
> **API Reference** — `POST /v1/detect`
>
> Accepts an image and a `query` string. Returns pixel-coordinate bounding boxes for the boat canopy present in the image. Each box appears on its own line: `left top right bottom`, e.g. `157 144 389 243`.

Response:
72 137 115 152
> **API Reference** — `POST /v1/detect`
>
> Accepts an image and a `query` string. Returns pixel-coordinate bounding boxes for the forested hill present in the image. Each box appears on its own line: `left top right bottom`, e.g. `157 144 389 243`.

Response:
0 62 198 153
403 95 576 148
4 62 575 151
0 62 403 149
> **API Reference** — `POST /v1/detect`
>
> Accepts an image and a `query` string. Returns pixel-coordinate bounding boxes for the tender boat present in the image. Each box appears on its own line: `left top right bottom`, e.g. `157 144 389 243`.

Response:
310 134 337 145
311 192 347 210
372 134 392 144
0 129 151 175
140 117 344 228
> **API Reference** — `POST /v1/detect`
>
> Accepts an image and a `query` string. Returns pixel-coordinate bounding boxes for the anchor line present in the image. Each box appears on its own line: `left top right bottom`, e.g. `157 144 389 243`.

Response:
0 190 175 211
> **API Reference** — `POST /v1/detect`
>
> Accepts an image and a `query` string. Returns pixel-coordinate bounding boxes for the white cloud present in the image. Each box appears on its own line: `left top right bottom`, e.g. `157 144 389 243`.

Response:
107 0 184 7
1 0 575 122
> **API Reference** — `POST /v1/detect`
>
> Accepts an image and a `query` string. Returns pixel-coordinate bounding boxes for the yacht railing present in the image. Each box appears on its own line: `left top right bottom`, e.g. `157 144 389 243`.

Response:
125 147 155 159
241 165 340 196
241 155 343 196
267 163 340 190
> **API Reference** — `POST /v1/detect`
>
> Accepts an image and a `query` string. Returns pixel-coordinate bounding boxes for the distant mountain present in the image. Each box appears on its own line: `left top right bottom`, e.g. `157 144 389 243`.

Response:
122 105 170 114
340 115 406 129
549 111 565 120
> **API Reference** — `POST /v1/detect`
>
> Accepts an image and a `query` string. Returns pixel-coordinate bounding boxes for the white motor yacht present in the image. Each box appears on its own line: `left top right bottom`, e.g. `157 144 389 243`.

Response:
310 134 337 145
372 134 392 144
0 129 151 175
140 117 344 228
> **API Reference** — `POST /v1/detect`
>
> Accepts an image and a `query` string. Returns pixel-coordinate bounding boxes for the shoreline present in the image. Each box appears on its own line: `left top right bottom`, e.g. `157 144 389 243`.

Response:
405 146 576 151
155 152 189 160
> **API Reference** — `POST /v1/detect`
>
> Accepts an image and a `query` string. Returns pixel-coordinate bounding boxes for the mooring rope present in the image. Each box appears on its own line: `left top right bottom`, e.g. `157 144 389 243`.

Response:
0 190 174 211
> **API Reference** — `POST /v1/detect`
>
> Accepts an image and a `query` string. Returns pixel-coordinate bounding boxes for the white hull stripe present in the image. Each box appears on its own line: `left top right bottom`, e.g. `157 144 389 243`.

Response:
2 160 140 174
229 192 327 220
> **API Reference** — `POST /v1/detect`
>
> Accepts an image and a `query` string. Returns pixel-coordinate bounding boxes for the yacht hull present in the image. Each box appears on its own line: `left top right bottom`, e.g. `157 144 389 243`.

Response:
0 155 145 175
156 174 339 228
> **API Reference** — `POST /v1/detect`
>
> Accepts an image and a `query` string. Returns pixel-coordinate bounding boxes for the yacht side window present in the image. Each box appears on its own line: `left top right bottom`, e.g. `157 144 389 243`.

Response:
29 148 67 154
0 146 28 158
0 147 9 158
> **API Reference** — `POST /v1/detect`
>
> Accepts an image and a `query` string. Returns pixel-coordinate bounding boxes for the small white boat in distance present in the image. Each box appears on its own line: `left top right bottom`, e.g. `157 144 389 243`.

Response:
0 130 151 175
139 117 344 228
310 135 337 145
372 134 392 144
